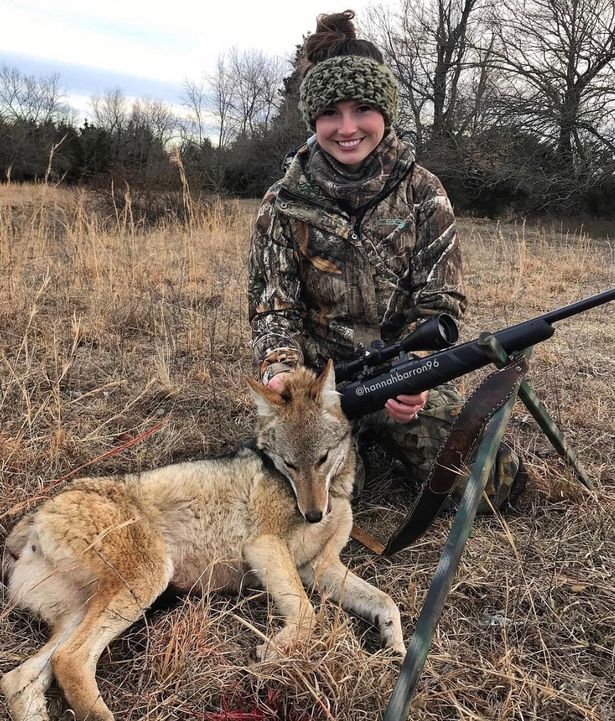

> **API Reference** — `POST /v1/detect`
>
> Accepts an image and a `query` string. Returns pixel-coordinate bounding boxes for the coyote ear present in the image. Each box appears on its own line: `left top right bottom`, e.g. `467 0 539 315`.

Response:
315 359 340 410
247 377 285 417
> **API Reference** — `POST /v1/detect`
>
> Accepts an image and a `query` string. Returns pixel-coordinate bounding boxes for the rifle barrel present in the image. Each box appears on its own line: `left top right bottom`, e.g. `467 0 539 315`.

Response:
541 287 615 325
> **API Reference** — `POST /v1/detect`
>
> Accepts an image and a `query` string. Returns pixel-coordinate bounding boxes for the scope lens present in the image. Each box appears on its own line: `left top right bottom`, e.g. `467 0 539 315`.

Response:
438 315 459 344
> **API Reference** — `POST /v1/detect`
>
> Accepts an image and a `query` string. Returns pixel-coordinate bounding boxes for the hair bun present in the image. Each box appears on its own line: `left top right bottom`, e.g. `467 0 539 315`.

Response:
300 9 384 75
315 10 357 39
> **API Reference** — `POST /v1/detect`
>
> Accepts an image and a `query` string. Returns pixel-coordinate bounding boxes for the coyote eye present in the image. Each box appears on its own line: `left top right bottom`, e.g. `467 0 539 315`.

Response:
284 459 298 471
317 450 329 466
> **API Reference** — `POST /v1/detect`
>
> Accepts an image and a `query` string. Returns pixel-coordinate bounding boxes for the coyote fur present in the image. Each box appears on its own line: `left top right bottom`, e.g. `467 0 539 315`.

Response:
1 361 405 721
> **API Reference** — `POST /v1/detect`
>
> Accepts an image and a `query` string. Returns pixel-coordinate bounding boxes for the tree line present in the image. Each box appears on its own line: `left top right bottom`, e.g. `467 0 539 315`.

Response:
1 0 614 218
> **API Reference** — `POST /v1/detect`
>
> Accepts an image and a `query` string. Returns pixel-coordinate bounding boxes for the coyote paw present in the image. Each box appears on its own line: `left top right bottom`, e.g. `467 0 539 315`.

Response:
0 668 49 721
388 639 407 656
377 602 405 657
255 641 282 662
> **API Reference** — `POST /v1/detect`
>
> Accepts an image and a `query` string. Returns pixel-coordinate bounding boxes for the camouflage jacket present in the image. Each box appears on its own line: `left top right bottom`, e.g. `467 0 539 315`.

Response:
248 135 466 382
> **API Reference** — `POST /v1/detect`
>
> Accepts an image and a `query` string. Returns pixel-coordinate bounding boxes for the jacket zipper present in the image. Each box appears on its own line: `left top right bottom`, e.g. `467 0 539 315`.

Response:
353 162 415 236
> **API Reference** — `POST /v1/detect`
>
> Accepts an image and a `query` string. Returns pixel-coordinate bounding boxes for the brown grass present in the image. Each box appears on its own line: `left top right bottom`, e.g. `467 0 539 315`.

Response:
1 184 614 720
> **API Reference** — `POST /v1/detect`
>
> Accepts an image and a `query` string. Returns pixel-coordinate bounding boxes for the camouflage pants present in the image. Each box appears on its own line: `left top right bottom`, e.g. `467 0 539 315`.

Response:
353 382 522 513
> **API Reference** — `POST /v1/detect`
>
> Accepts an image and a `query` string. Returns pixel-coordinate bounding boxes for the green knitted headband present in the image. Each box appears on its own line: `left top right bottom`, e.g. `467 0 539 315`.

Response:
299 55 399 131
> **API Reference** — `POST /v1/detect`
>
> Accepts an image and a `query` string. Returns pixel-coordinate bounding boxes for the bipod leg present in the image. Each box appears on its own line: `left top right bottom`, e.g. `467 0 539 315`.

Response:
516 382 592 489
476 334 593 490
383 386 518 721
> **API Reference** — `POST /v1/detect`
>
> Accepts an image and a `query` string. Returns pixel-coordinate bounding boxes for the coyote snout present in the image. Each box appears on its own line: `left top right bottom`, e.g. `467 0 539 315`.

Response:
283 469 333 524
1 360 405 721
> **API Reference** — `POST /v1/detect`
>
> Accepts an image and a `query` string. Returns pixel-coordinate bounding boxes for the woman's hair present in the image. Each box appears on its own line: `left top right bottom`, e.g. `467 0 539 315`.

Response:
297 10 399 130
299 10 383 77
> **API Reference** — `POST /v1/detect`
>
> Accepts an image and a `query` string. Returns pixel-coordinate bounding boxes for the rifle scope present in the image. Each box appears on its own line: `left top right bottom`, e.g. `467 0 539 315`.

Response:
334 314 459 383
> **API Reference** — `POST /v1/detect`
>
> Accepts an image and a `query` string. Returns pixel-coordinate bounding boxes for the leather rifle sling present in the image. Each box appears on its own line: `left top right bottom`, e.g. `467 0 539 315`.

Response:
350 357 529 556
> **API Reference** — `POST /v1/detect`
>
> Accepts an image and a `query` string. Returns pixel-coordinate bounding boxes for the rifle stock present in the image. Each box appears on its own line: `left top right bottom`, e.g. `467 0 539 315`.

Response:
338 288 615 420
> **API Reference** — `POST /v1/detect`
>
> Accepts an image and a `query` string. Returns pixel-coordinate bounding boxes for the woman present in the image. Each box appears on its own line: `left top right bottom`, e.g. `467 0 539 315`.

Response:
248 10 522 509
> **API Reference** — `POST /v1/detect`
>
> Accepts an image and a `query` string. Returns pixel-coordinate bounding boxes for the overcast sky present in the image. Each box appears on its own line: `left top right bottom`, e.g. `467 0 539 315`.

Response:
1 0 383 120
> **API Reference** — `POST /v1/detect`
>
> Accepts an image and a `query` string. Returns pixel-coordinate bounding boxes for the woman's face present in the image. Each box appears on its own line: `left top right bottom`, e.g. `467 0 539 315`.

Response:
315 101 386 170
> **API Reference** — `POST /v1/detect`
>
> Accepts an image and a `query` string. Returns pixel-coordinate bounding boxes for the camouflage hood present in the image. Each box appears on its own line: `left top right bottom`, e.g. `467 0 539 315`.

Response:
281 129 415 211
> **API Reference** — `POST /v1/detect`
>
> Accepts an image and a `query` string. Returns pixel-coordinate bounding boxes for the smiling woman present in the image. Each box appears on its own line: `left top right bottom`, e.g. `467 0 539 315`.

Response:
247 10 527 514
314 101 385 170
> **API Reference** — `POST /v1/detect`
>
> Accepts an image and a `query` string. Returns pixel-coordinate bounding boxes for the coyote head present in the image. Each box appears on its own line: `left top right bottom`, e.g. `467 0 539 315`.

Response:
248 360 354 523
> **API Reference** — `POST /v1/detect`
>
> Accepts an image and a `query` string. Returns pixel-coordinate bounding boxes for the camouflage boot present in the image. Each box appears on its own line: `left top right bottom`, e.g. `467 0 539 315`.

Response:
450 441 528 513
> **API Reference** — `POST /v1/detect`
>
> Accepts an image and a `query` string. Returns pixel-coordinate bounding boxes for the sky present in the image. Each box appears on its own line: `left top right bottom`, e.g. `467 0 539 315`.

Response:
1 0 382 122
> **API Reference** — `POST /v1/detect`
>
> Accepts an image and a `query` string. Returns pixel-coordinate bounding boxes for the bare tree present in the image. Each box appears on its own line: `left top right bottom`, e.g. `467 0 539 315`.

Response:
207 56 236 148
365 0 493 148
0 65 72 182
180 50 287 192
225 49 286 136
90 88 131 161
182 77 215 150
485 0 615 175
184 49 287 150
181 63 234 191
90 88 128 135
131 98 176 147
0 65 68 123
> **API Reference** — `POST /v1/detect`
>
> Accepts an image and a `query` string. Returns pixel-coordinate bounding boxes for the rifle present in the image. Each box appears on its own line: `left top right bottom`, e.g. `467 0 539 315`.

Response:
337 288 615 419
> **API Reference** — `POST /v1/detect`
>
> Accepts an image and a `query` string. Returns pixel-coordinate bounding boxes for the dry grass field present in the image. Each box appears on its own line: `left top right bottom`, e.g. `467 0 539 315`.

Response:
0 183 614 721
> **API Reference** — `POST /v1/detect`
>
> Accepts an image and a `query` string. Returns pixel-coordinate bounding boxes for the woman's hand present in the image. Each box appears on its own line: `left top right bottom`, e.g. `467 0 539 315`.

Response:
385 391 428 423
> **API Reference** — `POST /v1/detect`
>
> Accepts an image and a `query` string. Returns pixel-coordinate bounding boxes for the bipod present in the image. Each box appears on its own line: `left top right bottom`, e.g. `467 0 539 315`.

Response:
382 335 594 721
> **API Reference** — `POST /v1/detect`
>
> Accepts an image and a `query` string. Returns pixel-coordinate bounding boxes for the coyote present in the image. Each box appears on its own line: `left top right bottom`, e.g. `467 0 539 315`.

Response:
1 361 405 721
